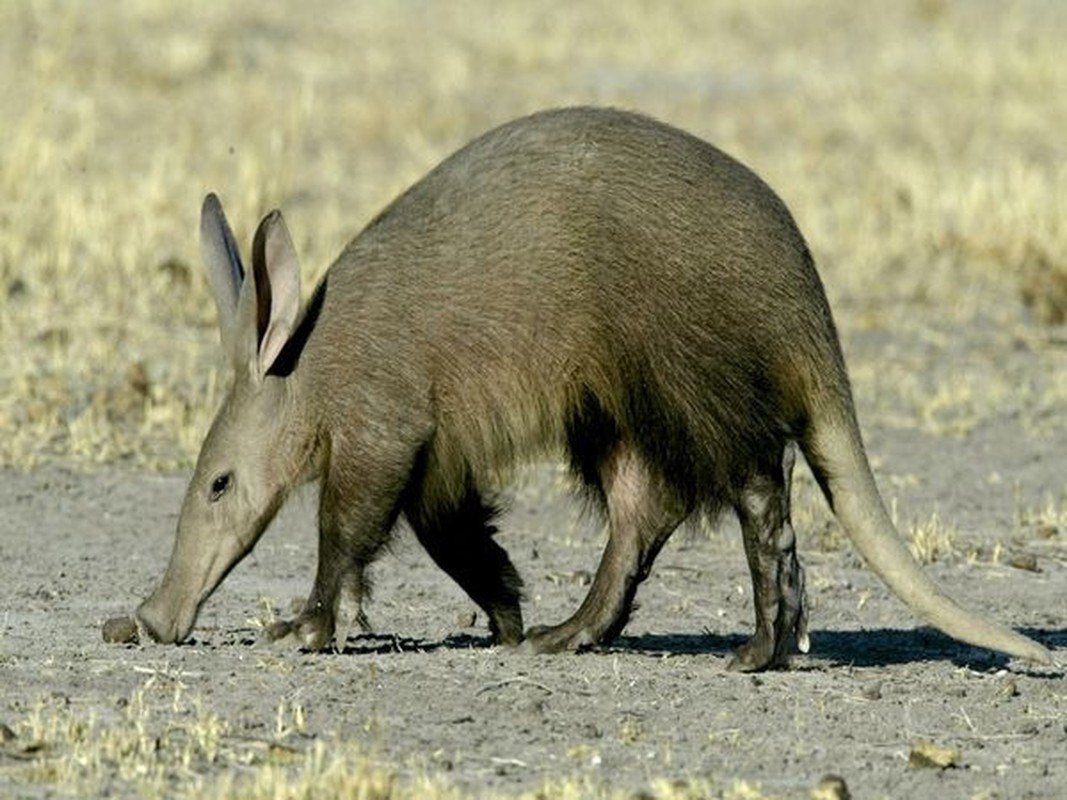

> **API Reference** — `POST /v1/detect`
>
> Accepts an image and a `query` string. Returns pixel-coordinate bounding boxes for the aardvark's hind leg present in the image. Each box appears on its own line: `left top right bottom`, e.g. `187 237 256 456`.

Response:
523 442 687 653
728 443 808 671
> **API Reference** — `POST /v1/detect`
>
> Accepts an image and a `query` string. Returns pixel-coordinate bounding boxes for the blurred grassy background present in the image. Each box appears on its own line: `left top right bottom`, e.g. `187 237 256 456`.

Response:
1 0 1064 471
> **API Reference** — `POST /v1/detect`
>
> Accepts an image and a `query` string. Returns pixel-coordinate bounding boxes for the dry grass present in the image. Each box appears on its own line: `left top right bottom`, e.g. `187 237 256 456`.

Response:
2 1 1066 797
0 683 770 800
2 685 429 799
1023 495 1067 537
906 509 958 565
2 0 1065 473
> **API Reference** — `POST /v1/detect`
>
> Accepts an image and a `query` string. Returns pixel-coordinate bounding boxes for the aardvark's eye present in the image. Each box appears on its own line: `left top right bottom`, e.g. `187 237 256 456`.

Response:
209 473 232 502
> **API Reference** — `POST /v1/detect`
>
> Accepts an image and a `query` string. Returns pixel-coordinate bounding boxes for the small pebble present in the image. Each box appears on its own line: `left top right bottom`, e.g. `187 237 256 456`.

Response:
861 682 883 701
102 615 139 645
1009 553 1039 573
810 774 850 800
908 739 960 769
996 677 1020 699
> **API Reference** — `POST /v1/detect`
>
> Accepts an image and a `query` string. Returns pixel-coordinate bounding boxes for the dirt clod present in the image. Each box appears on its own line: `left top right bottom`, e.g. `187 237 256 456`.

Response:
908 740 961 769
102 615 139 645
1010 553 1040 573
810 774 851 800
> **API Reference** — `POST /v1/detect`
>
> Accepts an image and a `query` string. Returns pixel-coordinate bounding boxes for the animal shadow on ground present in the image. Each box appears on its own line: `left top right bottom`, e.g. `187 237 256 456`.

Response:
180 630 491 653
336 632 494 655
220 627 1063 669
612 627 1065 671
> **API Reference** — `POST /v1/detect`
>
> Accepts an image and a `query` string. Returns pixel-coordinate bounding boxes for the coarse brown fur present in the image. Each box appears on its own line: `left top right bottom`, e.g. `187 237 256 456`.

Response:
134 107 1052 669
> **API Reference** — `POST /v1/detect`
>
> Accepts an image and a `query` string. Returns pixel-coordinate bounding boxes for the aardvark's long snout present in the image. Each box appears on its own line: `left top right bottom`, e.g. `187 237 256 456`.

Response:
136 524 253 644
136 584 198 644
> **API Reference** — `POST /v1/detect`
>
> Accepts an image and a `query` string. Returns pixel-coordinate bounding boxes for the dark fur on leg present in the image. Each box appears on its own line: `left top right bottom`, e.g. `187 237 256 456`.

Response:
405 478 524 644
728 444 808 671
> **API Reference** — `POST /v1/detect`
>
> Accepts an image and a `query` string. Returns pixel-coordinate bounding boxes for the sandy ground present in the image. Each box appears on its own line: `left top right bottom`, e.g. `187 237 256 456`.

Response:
1 364 1063 798
1 2 1065 798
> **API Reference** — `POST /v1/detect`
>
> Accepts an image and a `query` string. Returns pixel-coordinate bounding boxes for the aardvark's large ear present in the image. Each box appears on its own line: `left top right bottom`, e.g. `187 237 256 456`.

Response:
200 193 301 379
244 206 301 380
199 193 245 360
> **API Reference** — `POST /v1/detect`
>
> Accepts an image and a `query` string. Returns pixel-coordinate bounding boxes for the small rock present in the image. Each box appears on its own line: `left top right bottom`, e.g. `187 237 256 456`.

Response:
908 739 961 769
1009 553 1039 573
996 677 1020 699
861 682 883 701
102 615 139 645
0 723 16 744
810 774 851 800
